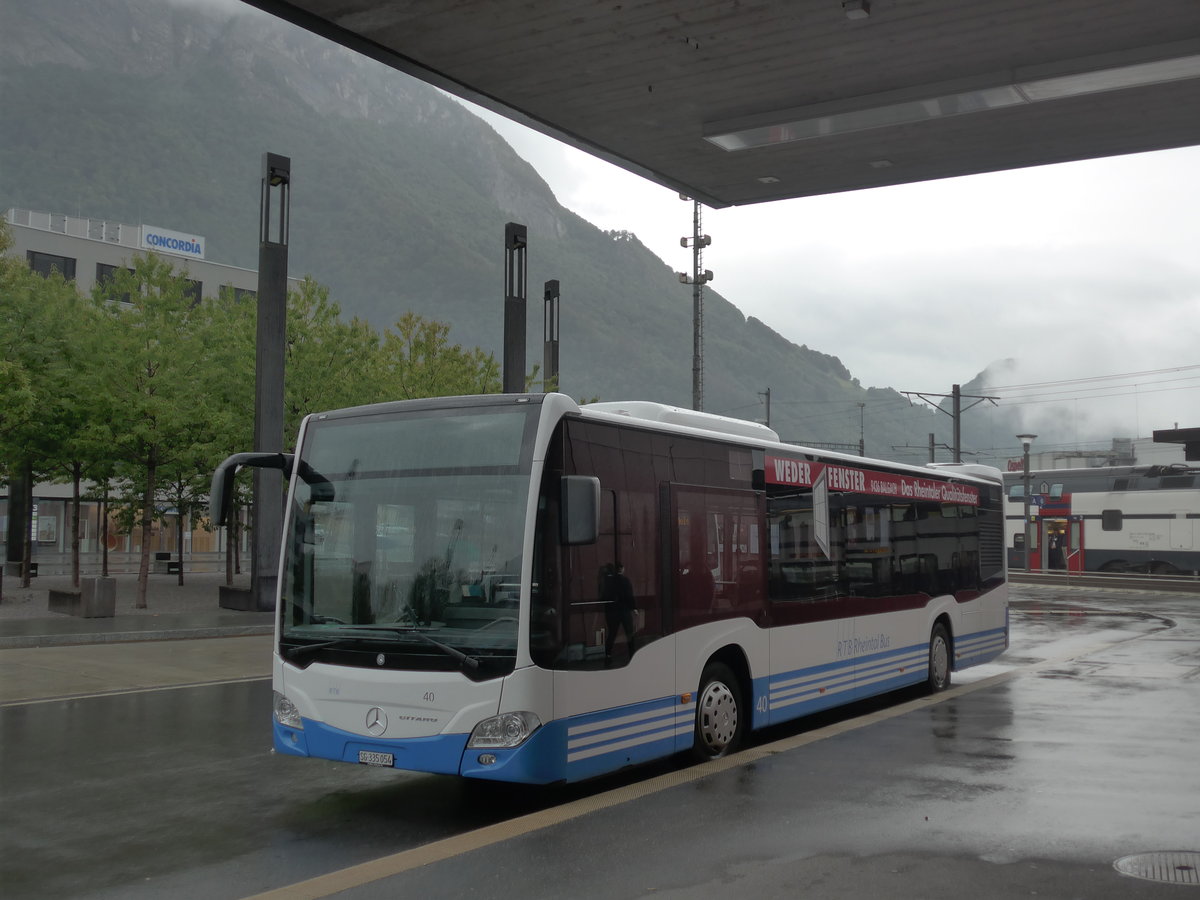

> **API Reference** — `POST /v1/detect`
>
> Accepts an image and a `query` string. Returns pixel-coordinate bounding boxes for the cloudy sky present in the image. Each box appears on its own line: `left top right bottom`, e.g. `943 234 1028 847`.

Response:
469 105 1200 441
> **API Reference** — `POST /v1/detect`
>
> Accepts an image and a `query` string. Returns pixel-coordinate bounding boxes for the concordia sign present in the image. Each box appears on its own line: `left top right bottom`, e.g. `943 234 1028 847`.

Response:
140 224 206 260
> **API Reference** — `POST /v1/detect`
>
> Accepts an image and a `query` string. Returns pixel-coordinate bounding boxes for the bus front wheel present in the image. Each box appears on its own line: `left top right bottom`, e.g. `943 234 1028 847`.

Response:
692 662 743 761
927 623 951 693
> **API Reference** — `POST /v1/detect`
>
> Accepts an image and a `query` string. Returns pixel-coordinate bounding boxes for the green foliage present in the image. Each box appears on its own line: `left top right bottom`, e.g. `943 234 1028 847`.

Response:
0 225 84 480
378 312 501 400
284 277 383 439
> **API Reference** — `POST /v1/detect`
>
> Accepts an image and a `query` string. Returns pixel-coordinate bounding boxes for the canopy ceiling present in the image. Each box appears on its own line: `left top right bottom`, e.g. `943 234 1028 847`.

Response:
243 0 1200 207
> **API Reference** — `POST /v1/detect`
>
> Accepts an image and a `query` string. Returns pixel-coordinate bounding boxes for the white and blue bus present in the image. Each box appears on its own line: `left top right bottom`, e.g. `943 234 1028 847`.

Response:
212 393 1008 784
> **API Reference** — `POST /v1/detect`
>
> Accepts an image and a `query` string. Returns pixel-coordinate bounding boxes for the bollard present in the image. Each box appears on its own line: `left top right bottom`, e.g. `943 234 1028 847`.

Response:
81 577 117 618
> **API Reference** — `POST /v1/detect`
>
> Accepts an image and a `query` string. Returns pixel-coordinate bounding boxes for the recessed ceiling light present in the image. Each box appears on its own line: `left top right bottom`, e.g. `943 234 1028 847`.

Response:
842 0 870 20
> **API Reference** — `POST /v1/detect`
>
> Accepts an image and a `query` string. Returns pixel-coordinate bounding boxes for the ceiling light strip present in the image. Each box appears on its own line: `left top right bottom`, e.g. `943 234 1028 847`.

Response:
705 49 1200 151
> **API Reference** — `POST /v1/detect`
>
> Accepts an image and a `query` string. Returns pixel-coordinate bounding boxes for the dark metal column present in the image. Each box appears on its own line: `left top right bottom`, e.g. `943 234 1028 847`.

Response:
858 402 866 456
543 279 559 392
1018 433 1037 572
3 464 31 580
251 153 290 612
503 223 527 394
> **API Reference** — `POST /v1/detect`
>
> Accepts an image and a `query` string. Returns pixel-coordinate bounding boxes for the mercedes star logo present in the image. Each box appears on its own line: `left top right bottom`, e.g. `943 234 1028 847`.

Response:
365 707 387 736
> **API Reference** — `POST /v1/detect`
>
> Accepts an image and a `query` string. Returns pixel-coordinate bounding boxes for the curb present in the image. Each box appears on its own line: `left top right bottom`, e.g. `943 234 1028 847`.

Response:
0 624 275 650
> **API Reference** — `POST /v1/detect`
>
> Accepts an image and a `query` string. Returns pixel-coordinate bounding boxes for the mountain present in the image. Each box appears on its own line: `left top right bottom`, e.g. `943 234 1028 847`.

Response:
0 0 961 461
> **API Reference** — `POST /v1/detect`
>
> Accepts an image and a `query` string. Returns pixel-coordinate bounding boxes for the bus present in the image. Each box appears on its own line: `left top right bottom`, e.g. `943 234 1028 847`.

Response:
1003 465 1200 576
212 393 1008 784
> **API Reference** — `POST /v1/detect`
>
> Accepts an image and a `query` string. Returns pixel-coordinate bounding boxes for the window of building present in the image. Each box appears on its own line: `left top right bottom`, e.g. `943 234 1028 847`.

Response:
221 286 256 302
95 263 134 304
183 279 203 306
27 251 76 280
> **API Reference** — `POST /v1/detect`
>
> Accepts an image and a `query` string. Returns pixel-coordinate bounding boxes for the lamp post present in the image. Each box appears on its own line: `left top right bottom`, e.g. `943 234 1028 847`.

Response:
252 152 290 611
543 279 559 391
503 223 528 394
1017 433 1037 572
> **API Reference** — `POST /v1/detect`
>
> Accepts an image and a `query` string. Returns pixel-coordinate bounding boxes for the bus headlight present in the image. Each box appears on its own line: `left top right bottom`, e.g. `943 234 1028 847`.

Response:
274 691 303 729
467 711 541 749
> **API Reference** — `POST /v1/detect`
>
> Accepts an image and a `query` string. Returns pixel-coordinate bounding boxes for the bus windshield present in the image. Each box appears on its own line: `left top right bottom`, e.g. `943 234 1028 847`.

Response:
279 403 537 675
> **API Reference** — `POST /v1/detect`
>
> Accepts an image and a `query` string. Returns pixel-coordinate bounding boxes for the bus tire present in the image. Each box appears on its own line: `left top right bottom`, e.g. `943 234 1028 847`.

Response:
927 623 951 693
692 662 743 761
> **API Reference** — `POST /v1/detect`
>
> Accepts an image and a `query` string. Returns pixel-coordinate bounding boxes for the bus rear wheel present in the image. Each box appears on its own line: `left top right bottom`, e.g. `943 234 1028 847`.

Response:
692 662 743 761
927 623 951 693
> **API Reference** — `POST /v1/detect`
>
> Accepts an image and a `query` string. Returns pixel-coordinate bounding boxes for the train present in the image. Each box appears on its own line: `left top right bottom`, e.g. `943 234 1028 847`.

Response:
1003 464 1199 576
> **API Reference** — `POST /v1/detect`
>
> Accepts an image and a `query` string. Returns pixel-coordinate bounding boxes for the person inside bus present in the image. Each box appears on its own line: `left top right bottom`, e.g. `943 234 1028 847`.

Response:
603 562 637 664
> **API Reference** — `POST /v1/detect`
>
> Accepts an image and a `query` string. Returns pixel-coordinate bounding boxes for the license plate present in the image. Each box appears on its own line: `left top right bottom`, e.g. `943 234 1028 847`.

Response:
358 750 395 767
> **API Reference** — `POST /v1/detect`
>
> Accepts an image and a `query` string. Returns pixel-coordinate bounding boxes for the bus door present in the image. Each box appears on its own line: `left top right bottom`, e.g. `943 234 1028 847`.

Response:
670 484 768 737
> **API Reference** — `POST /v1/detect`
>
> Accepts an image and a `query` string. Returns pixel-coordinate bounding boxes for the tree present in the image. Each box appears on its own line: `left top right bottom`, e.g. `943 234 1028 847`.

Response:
284 277 385 444
90 252 242 607
0 223 83 585
284 282 502 426
37 292 109 587
210 285 256 584
377 311 501 400
157 445 216 586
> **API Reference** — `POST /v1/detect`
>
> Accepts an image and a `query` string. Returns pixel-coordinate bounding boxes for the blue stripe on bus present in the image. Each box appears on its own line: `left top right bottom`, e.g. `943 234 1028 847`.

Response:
764 626 1008 723
954 626 1007 668
564 696 692 758
768 654 857 723
855 645 929 697
552 695 694 782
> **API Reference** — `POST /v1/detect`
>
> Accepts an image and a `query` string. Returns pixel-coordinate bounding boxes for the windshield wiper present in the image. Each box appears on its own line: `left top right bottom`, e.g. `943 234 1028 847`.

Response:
283 627 481 671
385 627 480 672
283 637 360 662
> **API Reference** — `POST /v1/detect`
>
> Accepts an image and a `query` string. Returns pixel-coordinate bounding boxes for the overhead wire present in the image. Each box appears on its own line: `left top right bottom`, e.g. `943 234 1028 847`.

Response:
982 363 1200 392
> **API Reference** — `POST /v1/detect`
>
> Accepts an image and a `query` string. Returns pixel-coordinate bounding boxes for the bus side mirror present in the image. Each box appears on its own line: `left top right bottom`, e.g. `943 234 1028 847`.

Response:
209 451 294 527
560 475 600 545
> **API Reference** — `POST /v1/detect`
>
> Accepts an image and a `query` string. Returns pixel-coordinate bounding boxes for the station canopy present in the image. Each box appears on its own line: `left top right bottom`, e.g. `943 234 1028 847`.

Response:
245 0 1200 207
